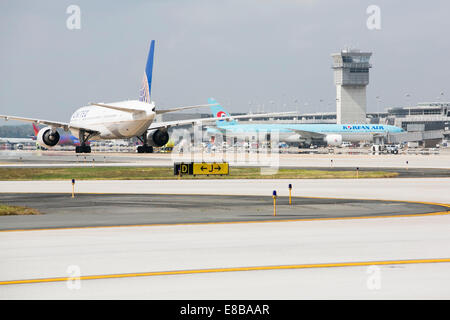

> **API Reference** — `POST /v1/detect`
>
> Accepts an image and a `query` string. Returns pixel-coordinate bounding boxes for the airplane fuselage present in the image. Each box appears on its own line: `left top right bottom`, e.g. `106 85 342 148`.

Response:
209 123 404 143
69 100 156 140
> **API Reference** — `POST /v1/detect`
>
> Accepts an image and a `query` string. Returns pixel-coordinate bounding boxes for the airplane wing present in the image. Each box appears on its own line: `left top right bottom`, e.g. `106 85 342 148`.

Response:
227 111 297 119
89 102 214 115
0 115 72 131
0 137 33 144
148 115 237 130
0 115 100 135
147 111 297 130
155 104 214 115
288 129 325 139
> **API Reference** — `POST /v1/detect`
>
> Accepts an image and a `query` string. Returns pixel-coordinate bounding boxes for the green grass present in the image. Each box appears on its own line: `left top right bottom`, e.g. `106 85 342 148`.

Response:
0 167 399 180
0 203 40 216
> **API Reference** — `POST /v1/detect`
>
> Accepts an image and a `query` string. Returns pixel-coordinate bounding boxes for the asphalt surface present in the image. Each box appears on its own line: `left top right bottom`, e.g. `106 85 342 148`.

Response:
0 193 447 231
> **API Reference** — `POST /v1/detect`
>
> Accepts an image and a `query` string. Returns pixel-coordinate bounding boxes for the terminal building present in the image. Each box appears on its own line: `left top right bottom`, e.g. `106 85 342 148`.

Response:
384 102 450 131
381 102 449 146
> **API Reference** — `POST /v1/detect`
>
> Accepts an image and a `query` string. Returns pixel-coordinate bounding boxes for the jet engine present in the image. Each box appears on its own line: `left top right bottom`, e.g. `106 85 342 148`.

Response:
37 127 60 148
325 134 342 146
146 128 169 147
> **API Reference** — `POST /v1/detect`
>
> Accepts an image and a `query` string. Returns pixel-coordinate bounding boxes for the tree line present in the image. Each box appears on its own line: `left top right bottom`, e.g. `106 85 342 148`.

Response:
0 125 35 138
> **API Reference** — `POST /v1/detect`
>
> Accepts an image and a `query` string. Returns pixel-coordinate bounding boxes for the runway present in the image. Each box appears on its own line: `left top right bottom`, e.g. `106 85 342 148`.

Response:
0 193 448 231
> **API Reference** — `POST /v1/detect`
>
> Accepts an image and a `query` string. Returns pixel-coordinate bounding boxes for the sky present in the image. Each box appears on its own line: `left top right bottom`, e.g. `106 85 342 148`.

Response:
1 0 450 123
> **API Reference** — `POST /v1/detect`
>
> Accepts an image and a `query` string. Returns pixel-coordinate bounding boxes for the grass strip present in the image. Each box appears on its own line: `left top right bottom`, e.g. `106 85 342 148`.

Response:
0 204 40 216
0 167 398 180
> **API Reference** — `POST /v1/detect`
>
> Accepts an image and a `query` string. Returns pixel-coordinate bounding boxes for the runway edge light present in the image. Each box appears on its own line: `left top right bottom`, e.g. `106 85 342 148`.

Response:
71 179 75 198
272 190 277 216
288 184 292 205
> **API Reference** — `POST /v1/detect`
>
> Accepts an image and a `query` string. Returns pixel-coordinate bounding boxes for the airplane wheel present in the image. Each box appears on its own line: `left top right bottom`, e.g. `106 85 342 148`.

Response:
145 146 153 153
75 146 91 153
137 146 153 153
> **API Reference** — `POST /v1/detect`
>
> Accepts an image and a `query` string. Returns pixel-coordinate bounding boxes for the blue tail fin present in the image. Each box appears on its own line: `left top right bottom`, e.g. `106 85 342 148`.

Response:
139 40 155 103
208 98 236 126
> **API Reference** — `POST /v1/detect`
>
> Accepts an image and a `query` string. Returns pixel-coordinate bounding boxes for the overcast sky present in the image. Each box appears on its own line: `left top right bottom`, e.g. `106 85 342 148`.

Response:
1 0 450 123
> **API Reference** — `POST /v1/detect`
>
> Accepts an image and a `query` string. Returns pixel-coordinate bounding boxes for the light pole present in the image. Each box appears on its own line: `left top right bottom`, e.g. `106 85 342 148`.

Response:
376 96 381 113
405 93 411 116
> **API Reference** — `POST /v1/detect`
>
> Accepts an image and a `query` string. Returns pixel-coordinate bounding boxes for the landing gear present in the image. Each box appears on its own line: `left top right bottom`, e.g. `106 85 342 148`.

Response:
75 130 93 153
136 132 154 153
137 145 153 153
298 142 311 149
75 145 91 153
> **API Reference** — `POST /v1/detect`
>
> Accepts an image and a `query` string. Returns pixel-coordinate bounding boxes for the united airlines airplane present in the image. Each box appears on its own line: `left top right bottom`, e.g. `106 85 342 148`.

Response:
207 98 404 147
0 41 280 153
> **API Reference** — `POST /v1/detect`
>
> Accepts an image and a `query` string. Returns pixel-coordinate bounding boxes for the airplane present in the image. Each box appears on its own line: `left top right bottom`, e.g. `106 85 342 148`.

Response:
0 125 35 149
0 136 34 150
206 98 405 148
2 40 282 154
0 137 34 144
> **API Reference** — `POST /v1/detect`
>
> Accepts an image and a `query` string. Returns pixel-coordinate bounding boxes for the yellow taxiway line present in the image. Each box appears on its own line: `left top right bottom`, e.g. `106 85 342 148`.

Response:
1 258 449 286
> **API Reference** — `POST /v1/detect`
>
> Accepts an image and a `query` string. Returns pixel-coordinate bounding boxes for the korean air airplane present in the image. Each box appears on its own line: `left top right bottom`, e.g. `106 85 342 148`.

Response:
207 98 404 147
1 41 273 153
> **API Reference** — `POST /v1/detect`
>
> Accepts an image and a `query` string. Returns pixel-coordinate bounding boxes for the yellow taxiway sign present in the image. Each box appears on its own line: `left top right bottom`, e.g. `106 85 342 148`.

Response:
193 162 229 175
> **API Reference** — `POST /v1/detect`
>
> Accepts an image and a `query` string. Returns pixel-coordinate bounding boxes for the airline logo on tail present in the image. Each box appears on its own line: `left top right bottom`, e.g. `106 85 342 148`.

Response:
208 98 237 126
216 111 227 118
32 123 40 136
139 40 155 103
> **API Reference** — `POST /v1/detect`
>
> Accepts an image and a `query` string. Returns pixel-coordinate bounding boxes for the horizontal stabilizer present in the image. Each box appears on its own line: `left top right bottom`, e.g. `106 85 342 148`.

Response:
89 103 146 113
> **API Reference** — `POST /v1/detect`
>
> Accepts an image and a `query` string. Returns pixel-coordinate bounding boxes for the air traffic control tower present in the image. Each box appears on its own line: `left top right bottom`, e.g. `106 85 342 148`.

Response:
332 49 372 124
